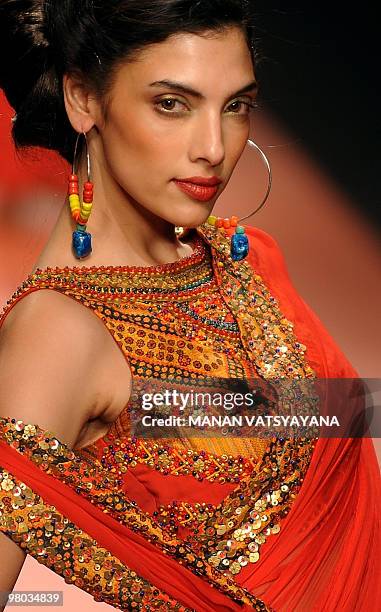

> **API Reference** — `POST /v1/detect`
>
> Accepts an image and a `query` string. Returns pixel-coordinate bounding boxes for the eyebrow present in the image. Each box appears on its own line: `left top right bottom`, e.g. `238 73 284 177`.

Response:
149 79 258 100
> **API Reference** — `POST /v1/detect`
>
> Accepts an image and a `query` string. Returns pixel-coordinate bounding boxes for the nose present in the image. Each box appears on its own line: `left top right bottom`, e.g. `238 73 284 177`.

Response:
188 110 225 167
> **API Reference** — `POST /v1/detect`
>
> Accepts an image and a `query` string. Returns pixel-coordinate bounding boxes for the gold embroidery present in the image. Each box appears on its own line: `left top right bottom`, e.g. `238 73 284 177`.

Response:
0 222 319 587
0 467 191 611
0 419 273 610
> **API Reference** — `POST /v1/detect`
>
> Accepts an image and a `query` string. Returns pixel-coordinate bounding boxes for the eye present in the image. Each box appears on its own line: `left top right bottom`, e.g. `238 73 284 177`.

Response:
226 100 257 115
155 97 187 114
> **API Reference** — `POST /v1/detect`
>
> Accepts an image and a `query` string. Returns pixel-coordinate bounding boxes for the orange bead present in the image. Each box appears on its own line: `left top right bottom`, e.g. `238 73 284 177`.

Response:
223 218 231 229
230 217 238 227
216 218 223 228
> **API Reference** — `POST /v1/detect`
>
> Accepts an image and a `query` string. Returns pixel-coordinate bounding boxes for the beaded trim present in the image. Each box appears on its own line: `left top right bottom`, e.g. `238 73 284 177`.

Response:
99 435 261 483
0 464 191 611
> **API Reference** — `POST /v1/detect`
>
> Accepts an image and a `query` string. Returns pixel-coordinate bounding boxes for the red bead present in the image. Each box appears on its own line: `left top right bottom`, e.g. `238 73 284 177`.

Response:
216 218 223 228
68 185 79 195
84 182 93 191
69 174 78 183
83 195 93 203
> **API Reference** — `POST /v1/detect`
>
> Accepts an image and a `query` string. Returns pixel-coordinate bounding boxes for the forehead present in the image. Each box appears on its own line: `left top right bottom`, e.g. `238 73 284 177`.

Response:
114 26 254 92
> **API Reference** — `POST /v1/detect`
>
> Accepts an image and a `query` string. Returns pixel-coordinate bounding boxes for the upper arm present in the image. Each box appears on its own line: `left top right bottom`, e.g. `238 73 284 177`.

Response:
0 289 130 447
0 289 132 603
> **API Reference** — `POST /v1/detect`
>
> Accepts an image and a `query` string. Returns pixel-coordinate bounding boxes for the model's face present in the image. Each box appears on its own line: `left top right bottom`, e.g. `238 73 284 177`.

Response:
97 26 257 227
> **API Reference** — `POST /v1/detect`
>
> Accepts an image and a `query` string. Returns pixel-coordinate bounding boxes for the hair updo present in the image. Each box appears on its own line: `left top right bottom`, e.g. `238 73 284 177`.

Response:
0 0 259 163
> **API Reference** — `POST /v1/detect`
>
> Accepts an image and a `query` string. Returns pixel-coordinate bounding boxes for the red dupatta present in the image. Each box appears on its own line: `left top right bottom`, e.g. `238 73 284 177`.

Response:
235 226 381 611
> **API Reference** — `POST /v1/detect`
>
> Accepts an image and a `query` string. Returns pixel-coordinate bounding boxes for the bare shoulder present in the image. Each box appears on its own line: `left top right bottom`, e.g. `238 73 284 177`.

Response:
0 289 132 448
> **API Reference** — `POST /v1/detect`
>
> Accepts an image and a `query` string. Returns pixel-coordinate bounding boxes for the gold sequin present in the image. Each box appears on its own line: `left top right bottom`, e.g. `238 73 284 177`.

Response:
0 222 319 602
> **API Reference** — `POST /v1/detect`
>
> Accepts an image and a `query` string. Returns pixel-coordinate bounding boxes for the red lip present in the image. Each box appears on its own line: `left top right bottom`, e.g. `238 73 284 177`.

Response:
175 176 222 186
173 180 219 202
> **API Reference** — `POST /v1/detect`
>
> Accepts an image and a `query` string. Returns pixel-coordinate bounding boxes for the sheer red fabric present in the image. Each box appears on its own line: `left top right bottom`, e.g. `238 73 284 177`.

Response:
235 226 381 611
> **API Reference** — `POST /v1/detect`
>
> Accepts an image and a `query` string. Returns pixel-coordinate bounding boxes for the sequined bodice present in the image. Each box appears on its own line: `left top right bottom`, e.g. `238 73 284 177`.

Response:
0 223 318 603
7 228 267 460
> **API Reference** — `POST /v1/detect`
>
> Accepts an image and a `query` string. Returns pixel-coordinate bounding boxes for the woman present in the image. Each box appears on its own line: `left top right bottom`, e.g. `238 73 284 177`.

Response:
0 1 380 611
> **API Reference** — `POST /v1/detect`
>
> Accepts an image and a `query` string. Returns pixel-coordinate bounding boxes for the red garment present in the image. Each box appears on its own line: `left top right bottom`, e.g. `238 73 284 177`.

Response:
238 227 381 610
0 224 380 611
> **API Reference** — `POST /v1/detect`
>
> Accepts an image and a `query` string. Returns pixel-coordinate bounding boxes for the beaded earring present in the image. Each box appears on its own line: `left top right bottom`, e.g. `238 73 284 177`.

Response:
205 139 272 261
68 131 93 259
205 215 249 261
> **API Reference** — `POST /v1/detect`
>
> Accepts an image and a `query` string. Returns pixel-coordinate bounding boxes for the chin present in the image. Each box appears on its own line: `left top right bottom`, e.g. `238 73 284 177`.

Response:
172 216 210 230
168 205 215 229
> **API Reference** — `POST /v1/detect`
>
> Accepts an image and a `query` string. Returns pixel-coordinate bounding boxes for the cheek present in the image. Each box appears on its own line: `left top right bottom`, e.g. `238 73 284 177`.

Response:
225 131 249 176
102 113 176 195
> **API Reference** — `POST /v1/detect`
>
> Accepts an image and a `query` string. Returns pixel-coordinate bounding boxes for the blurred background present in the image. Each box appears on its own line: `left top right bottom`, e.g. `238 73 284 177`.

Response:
1 3 380 610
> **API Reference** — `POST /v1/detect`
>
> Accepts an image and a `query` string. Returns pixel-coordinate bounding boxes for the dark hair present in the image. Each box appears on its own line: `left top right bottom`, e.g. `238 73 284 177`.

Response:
0 0 260 163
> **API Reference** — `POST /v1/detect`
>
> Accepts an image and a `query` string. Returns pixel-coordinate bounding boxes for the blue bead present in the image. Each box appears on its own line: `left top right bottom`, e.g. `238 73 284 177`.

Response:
231 233 249 261
72 230 92 259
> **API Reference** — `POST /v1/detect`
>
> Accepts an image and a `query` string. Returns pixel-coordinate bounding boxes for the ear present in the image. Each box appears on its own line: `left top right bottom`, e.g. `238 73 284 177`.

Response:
63 74 100 133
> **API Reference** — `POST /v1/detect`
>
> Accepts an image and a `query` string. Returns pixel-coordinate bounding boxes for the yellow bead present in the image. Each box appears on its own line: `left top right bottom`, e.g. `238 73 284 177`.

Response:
81 203 93 212
207 215 217 226
69 194 80 211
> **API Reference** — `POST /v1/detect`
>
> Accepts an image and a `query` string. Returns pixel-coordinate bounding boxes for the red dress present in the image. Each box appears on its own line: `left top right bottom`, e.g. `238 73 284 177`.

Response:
0 222 380 611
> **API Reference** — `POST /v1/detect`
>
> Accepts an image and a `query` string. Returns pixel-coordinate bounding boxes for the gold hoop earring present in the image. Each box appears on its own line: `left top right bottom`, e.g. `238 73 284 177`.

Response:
176 139 272 260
